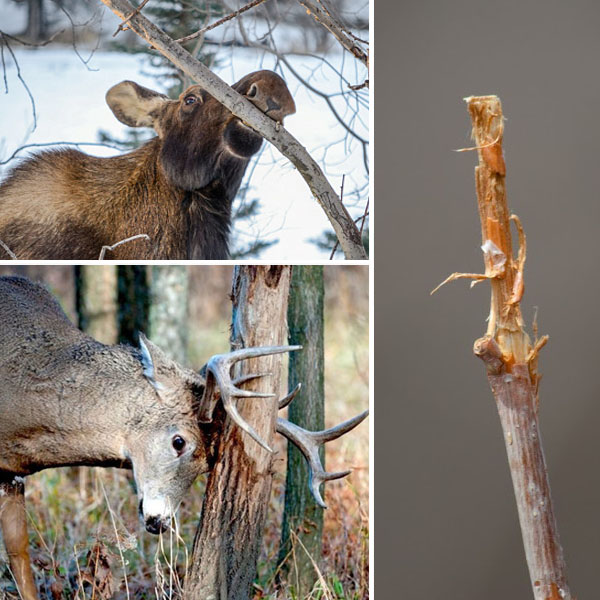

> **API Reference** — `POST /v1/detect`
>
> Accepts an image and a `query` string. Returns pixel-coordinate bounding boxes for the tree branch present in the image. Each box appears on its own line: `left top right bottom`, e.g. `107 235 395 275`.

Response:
99 0 367 259
296 0 368 68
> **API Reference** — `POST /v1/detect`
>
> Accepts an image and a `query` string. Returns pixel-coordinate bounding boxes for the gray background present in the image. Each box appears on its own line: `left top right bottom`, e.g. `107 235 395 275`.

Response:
377 1 600 598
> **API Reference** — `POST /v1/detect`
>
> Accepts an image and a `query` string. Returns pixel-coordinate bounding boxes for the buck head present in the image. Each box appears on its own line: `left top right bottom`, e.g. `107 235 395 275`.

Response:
127 335 211 535
105 70 296 191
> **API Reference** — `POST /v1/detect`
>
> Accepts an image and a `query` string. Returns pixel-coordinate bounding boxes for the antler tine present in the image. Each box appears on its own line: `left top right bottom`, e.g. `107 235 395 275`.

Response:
198 345 302 452
276 409 369 508
279 382 302 409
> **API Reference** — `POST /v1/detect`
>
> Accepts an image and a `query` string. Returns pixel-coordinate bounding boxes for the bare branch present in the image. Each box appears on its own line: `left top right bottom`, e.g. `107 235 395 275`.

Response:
0 33 37 130
98 234 150 259
100 0 367 259
0 239 17 259
176 0 271 45
0 141 129 166
296 0 368 68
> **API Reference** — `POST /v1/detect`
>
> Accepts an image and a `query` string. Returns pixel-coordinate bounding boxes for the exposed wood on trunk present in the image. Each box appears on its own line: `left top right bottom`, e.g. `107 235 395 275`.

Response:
100 0 367 260
185 266 291 600
438 95 572 600
277 265 325 595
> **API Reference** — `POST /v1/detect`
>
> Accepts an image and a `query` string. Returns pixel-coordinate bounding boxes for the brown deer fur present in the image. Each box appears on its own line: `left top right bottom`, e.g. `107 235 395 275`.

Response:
0 70 295 260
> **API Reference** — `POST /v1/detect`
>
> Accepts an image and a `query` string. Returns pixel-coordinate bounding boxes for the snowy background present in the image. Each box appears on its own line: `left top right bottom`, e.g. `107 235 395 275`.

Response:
0 1 369 260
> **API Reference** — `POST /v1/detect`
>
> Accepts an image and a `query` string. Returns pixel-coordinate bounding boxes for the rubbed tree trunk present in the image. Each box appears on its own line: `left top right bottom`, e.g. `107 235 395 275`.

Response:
185 265 292 600
75 266 118 345
148 266 189 363
117 266 149 346
277 266 325 596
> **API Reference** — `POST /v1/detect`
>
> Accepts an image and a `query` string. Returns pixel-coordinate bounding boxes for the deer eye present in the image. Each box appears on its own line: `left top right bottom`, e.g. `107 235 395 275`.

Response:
172 435 187 455
184 95 197 105
247 84 258 98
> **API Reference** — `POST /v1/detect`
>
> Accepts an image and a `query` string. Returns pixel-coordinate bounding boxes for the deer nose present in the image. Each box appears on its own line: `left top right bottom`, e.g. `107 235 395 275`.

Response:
145 515 168 535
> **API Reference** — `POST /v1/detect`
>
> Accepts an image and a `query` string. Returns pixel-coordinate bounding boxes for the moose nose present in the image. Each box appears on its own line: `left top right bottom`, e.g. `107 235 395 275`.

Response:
145 515 168 535
266 98 281 113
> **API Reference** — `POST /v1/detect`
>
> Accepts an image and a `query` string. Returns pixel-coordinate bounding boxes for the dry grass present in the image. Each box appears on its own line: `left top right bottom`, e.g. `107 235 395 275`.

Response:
0 268 369 600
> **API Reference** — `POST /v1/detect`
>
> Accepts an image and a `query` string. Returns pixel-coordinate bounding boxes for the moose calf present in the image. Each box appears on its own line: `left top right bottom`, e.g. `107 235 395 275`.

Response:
0 70 295 259
0 276 367 600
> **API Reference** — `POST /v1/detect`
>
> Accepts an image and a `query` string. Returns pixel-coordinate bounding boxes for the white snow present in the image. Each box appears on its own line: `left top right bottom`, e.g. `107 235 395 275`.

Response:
0 41 368 260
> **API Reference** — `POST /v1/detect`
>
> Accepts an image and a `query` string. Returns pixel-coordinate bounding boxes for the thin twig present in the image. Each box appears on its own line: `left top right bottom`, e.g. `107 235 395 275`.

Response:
176 0 271 45
0 141 127 165
0 239 17 259
98 234 150 259
113 0 151 37
0 33 36 130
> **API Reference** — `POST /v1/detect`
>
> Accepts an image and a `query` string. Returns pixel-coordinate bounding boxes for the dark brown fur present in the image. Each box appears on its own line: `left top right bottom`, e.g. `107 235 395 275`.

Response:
0 71 295 260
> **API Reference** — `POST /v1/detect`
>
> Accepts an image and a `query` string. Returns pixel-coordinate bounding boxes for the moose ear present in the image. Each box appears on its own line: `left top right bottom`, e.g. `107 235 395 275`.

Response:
138 333 165 392
106 81 169 129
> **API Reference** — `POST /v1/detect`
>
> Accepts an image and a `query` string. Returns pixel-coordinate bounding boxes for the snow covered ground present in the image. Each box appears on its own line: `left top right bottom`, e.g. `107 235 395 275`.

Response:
0 36 368 259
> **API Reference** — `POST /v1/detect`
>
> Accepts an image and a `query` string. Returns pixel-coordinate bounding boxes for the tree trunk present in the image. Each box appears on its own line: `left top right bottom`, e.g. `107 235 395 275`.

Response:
185 265 291 600
75 266 118 345
23 0 45 42
148 266 189 363
117 266 149 346
277 266 325 596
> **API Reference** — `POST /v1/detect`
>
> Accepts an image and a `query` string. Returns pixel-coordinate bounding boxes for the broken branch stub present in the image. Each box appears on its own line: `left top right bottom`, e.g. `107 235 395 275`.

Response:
437 95 572 600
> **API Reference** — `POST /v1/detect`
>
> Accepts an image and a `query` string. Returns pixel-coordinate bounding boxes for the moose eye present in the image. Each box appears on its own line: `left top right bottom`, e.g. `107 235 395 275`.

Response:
184 95 196 105
247 84 258 98
172 435 186 455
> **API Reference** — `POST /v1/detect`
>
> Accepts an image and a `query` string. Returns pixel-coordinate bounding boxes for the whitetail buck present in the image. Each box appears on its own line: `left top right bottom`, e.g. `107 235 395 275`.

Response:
0 70 295 260
0 276 367 600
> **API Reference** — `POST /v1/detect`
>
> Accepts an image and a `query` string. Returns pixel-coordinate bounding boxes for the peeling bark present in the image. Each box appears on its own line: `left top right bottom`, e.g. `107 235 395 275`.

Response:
185 266 291 600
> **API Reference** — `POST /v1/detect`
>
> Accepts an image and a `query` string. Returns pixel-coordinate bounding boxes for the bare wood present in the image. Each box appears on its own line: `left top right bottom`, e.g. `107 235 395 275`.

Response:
453 95 571 600
99 0 367 260
98 233 150 260
186 266 292 599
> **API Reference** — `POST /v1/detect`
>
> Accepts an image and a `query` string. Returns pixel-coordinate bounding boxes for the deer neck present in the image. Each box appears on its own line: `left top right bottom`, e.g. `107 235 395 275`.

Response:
0 343 149 476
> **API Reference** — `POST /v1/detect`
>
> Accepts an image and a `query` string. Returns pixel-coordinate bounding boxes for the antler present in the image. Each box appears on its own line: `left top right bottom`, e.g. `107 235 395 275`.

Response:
277 387 368 508
198 346 301 452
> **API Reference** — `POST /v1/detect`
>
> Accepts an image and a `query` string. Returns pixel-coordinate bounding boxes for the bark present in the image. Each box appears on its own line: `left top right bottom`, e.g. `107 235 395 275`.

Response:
148 266 189 364
277 266 324 595
439 96 571 600
75 266 118 345
185 266 291 600
117 266 149 346
99 0 367 260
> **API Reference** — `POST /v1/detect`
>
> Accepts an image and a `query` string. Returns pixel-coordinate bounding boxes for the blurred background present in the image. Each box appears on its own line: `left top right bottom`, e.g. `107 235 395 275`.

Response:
376 1 600 598
0 0 369 260
0 265 368 598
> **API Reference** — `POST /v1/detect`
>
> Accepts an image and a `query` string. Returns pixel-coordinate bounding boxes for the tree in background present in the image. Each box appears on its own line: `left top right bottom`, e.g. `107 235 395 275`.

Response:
277 265 325 595
75 266 118 345
148 265 189 364
117 265 149 346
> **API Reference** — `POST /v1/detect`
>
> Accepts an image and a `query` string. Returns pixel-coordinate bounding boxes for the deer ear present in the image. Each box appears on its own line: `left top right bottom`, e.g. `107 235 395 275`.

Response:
106 81 169 129
138 333 165 392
